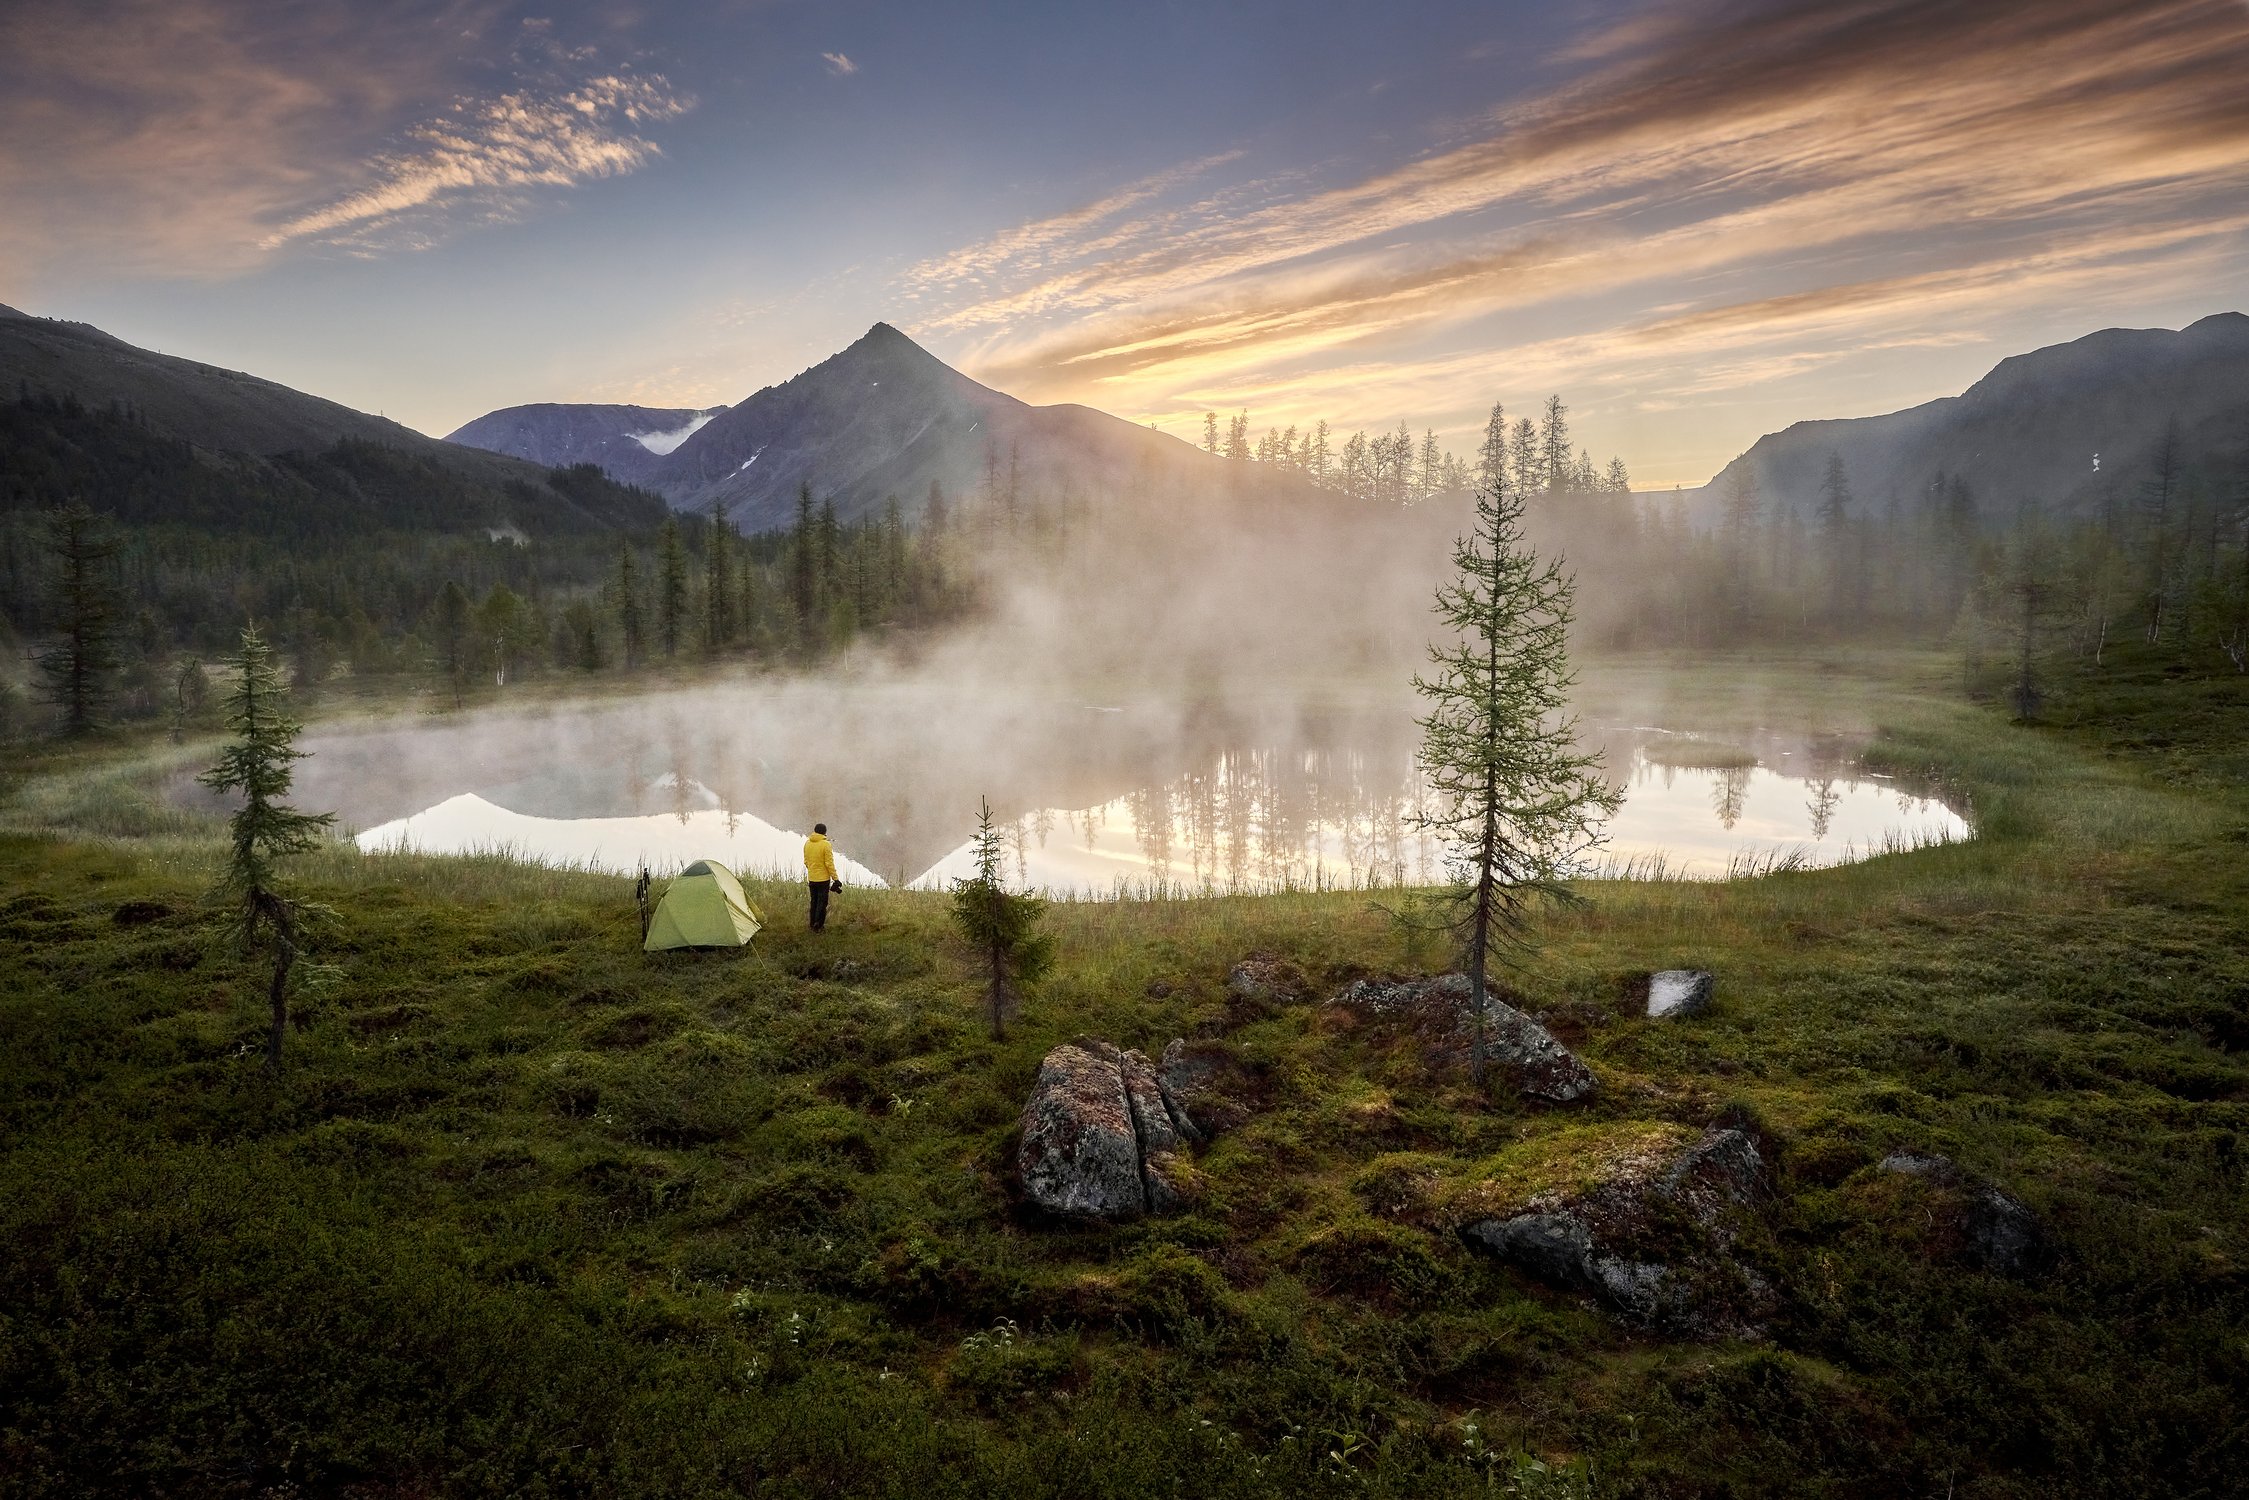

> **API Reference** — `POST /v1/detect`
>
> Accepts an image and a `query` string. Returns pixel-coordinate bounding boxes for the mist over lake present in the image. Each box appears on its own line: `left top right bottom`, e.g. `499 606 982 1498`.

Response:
208 678 1966 891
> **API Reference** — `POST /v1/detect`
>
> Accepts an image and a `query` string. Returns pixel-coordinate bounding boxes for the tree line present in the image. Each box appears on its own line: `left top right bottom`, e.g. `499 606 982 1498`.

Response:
1199 394 1632 508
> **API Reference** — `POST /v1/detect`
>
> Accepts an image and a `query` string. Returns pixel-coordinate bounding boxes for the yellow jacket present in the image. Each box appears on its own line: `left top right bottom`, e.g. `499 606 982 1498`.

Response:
803 833 837 884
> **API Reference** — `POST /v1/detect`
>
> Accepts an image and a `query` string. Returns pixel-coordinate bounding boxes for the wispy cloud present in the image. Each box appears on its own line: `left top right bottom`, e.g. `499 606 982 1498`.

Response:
902 0 2249 475
822 51 858 77
263 72 692 253
0 1 691 278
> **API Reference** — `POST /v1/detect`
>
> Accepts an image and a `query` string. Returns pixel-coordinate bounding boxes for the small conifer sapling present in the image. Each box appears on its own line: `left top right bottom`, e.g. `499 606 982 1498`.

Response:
199 625 334 1070
950 798 1054 1040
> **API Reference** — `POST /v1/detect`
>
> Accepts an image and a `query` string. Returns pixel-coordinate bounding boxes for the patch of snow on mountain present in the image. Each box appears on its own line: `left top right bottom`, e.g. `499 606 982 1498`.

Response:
630 411 718 455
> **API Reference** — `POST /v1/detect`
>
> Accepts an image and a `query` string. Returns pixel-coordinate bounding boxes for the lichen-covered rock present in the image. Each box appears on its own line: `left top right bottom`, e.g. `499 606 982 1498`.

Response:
1878 1153 2047 1275
1225 955 1306 1018
1647 969 1713 1018
1460 1127 1773 1336
1158 1038 1248 1140
1329 974 1596 1102
1020 1037 1237 1220
1117 1045 1195 1211
1019 1042 1146 1219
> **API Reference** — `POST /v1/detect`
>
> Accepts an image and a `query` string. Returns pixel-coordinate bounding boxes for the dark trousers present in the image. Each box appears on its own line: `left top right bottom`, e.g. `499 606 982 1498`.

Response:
808 881 830 931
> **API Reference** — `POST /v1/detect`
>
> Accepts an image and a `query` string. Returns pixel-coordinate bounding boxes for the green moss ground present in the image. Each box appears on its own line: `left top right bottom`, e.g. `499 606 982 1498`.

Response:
0 649 2243 1497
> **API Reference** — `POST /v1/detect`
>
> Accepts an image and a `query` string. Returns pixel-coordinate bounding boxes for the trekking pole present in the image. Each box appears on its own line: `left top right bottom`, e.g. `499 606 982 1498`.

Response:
635 865 652 941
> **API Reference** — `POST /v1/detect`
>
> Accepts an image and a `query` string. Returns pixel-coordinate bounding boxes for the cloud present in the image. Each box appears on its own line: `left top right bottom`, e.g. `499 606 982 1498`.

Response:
902 0 2249 474
0 1 689 279
821 51 858 77
262 71 692 253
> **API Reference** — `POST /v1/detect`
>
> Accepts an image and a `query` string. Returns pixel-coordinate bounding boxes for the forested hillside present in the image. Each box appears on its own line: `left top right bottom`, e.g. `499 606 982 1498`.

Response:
5 308 2245 745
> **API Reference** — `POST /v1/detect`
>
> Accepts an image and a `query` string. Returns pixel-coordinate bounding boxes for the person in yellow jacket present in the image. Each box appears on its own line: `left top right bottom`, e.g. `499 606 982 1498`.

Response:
803 823 839 932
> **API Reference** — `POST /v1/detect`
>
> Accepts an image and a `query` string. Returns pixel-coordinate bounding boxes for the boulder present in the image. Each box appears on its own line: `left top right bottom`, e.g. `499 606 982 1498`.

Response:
1330 974 1596 1102
1461 1127 1773 1336
1225 955 1306 1018
1877 1153 2047 1275
1158 1038 1249 1139
1020 1037 1233 1219
1646 969 1713 1018
1019 1043 1145 1218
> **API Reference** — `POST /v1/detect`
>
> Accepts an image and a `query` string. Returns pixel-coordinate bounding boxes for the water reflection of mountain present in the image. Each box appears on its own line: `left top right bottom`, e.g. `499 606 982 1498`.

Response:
241 686 1431 884
209 686 1969 888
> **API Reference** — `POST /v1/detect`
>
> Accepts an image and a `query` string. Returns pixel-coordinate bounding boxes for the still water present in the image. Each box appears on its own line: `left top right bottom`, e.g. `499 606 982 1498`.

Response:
249 682 1966 894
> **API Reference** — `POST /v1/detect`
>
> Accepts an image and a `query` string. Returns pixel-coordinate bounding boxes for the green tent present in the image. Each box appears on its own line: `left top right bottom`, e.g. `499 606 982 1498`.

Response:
644 859 763 951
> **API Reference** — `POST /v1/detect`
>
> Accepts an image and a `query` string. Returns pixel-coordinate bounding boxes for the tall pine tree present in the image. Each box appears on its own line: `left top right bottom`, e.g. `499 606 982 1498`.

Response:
657 515 689 659
35 501 123 737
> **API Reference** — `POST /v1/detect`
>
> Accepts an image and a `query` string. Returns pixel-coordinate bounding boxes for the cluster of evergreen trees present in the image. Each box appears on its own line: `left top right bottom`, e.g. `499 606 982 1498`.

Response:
1200 394 1632 507
7 376 2242 744
0 382 973 737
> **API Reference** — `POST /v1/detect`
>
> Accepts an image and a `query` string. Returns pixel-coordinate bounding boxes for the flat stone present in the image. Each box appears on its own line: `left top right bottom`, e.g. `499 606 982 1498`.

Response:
1877 1152 2046 1275
1647 969 1714 1018
1462 1127 1772 1336
1331 974 1595 1101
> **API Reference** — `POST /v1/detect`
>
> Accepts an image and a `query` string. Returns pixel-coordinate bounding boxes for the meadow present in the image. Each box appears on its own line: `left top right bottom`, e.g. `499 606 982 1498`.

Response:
1 647 2243 1498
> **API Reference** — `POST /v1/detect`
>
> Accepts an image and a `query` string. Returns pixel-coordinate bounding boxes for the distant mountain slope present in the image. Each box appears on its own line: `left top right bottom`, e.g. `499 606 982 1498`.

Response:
447 323 1217 531
0 305 666 536
444 403 727 481
1693 312 2249 517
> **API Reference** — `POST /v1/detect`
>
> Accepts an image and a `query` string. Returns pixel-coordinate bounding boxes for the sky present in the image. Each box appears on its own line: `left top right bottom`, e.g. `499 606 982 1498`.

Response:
2 0 2246 487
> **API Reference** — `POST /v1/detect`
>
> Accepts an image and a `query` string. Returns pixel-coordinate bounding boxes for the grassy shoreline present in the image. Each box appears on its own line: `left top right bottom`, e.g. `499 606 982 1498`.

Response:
1 649 2243 1497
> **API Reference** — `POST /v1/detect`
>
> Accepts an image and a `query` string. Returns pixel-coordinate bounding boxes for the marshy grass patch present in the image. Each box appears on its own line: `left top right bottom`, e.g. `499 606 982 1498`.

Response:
0 647 2244 1496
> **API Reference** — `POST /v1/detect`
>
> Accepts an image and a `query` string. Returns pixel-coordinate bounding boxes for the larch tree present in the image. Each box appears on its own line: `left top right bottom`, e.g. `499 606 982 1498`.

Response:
1509 415 1541 501
1412 474 1619 1083
198 625 334 1071
950 797 1054 1041
35 501 123 737
792 483 820 634
657 515 689 659
2140 418 2182 643
1477 402 1510 496
616 545 646 669
1538 395 1571 494
1818 451 1856 620
431 580 473 707
705 498 735 653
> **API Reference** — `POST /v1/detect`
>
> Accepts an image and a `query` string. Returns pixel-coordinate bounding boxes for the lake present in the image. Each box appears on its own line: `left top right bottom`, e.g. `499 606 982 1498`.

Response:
231 681 1966 893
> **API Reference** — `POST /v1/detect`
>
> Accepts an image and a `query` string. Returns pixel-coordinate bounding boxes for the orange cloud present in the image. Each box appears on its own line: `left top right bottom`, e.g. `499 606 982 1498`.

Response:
903 0 2249 477
0 1 689 281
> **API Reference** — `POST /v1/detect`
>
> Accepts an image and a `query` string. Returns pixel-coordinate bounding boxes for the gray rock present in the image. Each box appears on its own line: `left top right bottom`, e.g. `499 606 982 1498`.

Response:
1020 1037 1235 1220
1330 973 1596 1102
1647 969 1713 1018
1158 1038 1247 1140
1225 956 1305 1017
1461 1127 1773 1336
1877 1152 2046 1275
1019 1042 1146 1219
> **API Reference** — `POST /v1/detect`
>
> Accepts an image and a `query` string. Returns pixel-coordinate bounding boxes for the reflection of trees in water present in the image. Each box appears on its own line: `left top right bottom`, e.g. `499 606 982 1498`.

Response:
1128 784 1174 879
1806 778 1840 841
1711 766 1750 830
1102 739 1441 892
